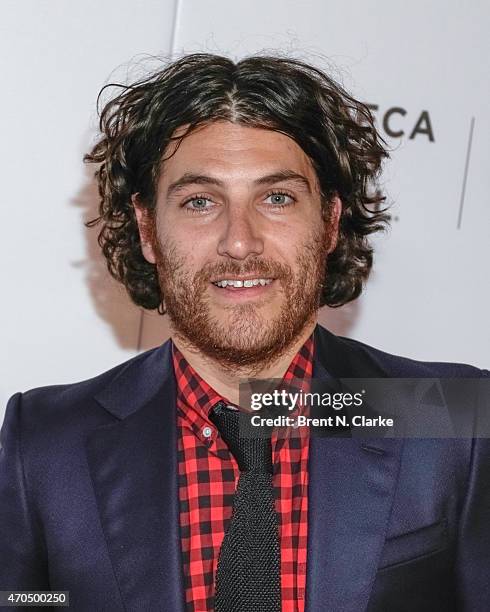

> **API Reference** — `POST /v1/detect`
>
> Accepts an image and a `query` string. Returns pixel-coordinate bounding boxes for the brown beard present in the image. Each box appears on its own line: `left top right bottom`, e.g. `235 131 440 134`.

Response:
151 226 329 373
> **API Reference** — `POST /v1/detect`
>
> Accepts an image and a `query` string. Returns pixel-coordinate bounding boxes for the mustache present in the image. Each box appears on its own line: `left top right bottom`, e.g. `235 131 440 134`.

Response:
200 259 291 282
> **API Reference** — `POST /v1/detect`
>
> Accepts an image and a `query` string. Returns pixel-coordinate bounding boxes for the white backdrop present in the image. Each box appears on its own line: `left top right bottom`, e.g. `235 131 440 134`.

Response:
2 0 489 422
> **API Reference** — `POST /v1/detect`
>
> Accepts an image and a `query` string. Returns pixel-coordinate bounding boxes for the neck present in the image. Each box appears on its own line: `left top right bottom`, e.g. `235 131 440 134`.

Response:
171 316 317 405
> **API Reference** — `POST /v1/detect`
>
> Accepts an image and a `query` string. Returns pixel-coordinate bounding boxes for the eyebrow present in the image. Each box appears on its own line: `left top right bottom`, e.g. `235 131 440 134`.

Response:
166 169 312 198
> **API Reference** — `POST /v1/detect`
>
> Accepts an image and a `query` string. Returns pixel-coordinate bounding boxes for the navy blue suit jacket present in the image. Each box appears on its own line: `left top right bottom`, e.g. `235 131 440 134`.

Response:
1 324 489 611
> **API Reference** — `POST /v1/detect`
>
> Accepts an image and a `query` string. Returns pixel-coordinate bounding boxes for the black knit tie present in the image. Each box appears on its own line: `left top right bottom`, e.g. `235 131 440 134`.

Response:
209 401 281 612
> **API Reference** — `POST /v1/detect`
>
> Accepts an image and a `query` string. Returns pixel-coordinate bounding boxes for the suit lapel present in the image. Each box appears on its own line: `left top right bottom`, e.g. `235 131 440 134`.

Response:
85 341 185 612
305 326 404 612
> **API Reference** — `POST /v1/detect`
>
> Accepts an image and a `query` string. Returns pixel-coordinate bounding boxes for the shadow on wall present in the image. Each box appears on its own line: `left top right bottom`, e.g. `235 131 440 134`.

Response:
72 158 361 353
318 300 361 339
71 164 146 351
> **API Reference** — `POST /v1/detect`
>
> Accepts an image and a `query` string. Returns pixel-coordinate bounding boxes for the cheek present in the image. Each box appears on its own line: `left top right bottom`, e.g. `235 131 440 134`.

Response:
265 221 321 255
158 224 216 275
168 219 222 260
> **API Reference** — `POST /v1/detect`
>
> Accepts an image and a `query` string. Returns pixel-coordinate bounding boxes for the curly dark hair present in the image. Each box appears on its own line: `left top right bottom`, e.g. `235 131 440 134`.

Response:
85 53 389 311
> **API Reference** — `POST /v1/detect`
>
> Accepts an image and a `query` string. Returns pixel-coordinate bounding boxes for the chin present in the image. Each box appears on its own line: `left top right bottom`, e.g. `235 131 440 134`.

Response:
217 323 270 351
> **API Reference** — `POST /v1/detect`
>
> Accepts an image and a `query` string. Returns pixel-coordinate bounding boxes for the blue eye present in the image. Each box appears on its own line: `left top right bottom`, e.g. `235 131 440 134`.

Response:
183 196 214 212
265 192 295 206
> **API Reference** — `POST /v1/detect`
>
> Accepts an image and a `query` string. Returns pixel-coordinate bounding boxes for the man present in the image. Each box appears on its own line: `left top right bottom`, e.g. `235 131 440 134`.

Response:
0 53 488 612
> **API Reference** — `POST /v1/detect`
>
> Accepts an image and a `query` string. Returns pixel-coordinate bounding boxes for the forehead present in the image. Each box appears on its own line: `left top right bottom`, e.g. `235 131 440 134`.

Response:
160 121 319 186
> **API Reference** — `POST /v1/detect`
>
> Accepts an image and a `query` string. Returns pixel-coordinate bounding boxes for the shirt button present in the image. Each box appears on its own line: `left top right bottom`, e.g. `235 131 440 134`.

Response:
202 426 213 439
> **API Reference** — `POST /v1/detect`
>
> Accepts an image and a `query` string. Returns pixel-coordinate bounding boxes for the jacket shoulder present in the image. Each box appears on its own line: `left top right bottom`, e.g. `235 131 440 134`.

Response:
336 333 488 378
5 341 171 433
24 345 163 402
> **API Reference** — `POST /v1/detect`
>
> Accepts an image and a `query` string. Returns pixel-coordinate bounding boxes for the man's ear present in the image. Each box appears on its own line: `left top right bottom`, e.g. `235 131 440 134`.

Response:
132 194 157 264
325 195 342 254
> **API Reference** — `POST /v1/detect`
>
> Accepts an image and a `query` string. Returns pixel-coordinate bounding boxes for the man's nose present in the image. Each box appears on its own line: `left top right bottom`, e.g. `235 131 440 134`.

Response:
217 206 264 260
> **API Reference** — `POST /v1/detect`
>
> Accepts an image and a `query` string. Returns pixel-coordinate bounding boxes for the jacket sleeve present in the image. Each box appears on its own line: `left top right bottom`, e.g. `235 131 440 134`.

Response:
456 373 490 609
0 392 49 592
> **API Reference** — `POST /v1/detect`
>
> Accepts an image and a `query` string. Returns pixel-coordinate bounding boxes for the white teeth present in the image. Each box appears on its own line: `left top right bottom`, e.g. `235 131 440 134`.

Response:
214 278 273 288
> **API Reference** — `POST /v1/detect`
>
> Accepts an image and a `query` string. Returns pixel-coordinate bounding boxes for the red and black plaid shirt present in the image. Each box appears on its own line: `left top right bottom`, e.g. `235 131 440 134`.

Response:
173 335 314 612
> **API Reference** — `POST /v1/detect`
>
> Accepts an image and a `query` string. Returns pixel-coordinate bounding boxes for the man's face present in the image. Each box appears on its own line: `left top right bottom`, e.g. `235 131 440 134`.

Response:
135 121 340 371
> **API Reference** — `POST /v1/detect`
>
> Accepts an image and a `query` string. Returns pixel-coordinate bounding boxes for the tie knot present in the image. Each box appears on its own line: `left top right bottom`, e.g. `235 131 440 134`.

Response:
209 401 273 473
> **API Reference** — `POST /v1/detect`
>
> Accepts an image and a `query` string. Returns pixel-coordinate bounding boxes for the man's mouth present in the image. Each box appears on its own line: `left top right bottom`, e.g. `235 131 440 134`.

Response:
211 278 274 289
